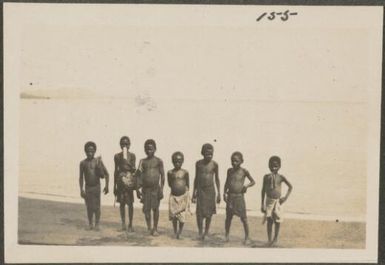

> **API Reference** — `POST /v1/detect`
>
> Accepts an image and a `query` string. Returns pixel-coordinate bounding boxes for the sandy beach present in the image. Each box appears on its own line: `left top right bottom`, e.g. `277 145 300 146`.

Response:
18 197 365 248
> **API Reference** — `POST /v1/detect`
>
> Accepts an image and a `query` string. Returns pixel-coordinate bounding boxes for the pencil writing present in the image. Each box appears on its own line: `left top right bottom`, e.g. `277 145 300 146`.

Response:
257 10 298 22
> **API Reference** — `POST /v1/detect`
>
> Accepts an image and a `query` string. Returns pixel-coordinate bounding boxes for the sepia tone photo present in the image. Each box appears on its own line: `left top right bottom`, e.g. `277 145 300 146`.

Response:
4 3 383 263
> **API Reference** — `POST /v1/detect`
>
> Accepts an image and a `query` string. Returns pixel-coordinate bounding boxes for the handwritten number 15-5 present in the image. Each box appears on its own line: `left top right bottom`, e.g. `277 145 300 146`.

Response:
257 10 298 22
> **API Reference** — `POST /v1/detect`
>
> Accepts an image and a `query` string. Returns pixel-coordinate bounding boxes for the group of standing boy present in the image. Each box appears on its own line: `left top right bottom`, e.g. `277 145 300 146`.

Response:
79 136 293 247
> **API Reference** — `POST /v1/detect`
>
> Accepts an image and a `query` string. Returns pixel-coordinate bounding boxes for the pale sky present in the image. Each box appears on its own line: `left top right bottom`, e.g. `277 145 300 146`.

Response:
17 5 376 104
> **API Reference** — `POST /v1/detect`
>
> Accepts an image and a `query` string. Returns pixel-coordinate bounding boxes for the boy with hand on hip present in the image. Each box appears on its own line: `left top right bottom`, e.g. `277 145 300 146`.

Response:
261 156 293 247
224 151 255 244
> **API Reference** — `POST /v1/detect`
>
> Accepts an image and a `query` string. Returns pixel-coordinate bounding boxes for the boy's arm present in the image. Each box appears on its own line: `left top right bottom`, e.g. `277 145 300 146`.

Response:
134 160 143 185
223 169 230 202
158 159 165 200
214 162 221 203
134 160 143 198
261 175 266 213
131 154 138 193
113 155 118 195
104 175 109 194
192 163 198 203
100 159 109 194
243 170 256 192
79 162 85 198
159 159 165 190
167 171 172 188
131 154 136 173
280 176 293 204
186 171 190 190
223 169 230 194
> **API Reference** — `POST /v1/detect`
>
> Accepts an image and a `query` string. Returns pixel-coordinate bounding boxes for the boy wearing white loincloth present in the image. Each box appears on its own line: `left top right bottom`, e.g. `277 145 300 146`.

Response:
261 156 293 247
167 151 190 239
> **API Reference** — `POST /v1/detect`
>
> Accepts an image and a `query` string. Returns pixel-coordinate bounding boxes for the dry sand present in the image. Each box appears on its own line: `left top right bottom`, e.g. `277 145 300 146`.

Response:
18 197 365 248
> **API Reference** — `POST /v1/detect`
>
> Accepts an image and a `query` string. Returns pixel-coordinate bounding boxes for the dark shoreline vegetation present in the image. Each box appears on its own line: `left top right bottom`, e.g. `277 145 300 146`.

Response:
20 92 50 99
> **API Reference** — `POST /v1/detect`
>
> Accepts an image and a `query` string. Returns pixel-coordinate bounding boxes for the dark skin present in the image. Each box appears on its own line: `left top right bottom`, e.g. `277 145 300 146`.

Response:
167 154 189 239
113 138 138 232
261 160 293 246
223 154 255 244
136 143 165 236
192 147 221 240
79 146 109 230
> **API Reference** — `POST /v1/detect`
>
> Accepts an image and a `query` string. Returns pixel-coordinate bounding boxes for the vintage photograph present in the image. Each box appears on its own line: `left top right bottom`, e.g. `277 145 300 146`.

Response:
4 3 382 263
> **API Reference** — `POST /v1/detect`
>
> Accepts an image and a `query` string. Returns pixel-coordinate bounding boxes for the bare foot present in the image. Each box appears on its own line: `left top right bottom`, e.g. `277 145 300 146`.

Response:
269 239 278 247
225 235 230 242
243 238 252 245
152 229 159 236
127 226 134 233
198 234 204 241
176 233 180 239
94 225 100 231
86 225 93 231
120 224 126 231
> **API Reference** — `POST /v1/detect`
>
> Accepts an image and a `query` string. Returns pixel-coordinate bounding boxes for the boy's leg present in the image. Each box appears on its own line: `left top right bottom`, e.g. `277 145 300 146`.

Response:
120 203 126 230
204 216 212 238
128 203 134 231
272 222 280 245
196 213 203 239
93 190 101 231
240 216 250 243
86 204 93 229
172 218 178 235
178 221 184 238
145 211 152 233
152 208 160 236
143 190 152 233
267 218 273 243
84 192 93 229
225 212 233 242
94 209 101 231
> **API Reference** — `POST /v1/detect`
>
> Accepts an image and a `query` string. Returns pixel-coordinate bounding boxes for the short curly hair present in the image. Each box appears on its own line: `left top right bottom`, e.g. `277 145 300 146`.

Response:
269 156 281 167
172 151 184 162
201 143 213 155
120 136 130 145
84 141 97 151
144 139 156 149
231 151 243 162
